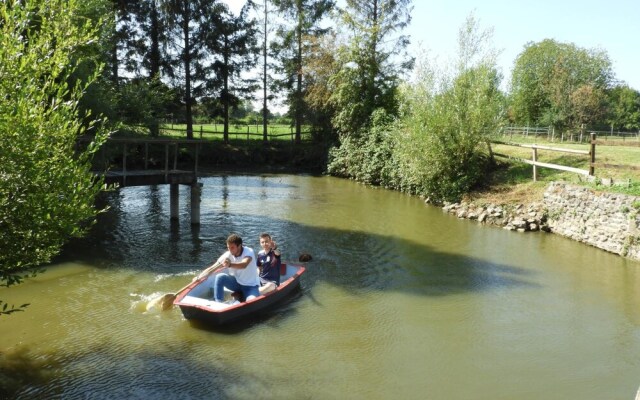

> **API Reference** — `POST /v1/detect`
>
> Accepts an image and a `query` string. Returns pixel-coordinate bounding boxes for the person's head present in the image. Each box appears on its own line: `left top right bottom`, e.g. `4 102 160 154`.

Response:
259 233 272 251
226 234 243 256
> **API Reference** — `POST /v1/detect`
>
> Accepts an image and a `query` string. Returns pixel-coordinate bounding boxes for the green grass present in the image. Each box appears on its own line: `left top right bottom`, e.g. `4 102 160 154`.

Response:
158 123 313 141
489 134 640 197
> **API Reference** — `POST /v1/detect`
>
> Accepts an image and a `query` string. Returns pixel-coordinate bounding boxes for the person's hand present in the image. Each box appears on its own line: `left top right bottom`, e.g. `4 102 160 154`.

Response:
223 258 231 268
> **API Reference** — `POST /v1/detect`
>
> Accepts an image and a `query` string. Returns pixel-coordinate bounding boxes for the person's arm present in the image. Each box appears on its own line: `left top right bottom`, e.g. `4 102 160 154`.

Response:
195 253 228 280
227 256 252 269
272 241 281 257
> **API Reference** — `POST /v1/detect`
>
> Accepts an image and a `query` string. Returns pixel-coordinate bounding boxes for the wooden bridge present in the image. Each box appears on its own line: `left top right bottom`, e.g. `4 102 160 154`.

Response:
89 137 203 224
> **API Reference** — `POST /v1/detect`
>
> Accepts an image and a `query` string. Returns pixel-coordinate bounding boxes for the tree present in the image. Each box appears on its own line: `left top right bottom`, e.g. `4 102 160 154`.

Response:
395 14 505 202
205 2 259 143
304 33 340 142
272 0 335 144
509 39 613 132
0 0 109 314
162 0 216 139
606 85 640 132
330 0 413 137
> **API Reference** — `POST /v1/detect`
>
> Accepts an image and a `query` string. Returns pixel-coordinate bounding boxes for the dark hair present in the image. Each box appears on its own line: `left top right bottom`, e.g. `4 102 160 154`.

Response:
226 234 242 246
259 232 272 240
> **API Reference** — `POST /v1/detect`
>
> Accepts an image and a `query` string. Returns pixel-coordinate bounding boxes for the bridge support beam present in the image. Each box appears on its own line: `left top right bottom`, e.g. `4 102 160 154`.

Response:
190 183 202 225
170 183 179 220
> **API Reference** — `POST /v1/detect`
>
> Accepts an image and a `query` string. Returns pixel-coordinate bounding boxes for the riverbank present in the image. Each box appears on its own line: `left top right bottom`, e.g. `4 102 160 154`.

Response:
436 181 640 262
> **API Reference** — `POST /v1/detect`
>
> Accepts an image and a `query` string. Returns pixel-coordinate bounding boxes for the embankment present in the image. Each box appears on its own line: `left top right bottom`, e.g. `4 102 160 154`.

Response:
439 182 640 262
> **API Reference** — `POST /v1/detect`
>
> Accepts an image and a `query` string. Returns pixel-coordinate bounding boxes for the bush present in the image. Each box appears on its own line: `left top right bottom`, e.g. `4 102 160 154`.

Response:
0 0 109 313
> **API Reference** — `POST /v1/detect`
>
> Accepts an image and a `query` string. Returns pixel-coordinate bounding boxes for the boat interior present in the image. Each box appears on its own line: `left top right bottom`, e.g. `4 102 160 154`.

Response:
176 264 300 310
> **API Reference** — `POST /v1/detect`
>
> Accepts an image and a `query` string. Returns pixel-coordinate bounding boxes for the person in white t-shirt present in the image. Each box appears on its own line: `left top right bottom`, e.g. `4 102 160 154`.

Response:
199 234 260 303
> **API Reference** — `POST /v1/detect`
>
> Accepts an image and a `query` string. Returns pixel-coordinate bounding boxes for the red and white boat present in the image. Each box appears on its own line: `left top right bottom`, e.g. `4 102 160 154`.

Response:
174 263 306 325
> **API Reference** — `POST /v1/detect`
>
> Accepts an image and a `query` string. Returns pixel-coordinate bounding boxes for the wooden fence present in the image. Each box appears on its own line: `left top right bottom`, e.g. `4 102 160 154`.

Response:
155 123 313 142
492 133 596 182
502 126 639 145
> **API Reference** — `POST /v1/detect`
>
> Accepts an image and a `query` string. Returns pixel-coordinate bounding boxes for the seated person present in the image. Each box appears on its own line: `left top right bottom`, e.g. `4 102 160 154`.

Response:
197 234 259 303
257 233 281 295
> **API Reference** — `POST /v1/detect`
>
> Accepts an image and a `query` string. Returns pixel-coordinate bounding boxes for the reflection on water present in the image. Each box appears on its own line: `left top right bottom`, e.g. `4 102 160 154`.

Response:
2 174 640 399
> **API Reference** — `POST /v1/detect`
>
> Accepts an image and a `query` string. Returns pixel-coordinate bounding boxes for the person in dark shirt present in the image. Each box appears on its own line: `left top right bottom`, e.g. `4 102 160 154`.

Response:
257 233 281 295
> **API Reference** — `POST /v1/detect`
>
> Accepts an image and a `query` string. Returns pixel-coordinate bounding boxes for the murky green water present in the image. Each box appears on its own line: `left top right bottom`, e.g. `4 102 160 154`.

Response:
2 175 640 399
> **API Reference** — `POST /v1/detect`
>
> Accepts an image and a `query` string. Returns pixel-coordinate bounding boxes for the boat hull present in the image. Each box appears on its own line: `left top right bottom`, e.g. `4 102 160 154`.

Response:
174 263 305 326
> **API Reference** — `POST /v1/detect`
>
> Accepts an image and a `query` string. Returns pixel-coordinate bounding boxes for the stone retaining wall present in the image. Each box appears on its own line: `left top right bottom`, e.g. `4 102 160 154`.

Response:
438 182 640 261
543 182 640 260
441 201 548 232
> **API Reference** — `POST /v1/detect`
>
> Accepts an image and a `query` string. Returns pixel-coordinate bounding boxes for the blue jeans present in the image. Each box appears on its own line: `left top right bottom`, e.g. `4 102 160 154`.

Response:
213 273 259 302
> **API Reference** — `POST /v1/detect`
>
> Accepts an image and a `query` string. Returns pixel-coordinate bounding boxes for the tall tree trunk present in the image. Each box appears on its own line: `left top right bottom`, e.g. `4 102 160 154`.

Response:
148 0 161 137
149 1 161 78
183 5 193 139
111 8 119 85
223 35 230 144
294 2 302 144
262 0 268 143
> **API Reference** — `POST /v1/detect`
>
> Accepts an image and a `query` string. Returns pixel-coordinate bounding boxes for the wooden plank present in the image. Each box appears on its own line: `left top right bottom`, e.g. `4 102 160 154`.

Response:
493 153 589 175
492 140 589 155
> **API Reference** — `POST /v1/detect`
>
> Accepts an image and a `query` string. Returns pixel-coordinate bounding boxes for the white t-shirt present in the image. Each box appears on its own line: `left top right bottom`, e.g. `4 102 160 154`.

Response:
217 246 259 286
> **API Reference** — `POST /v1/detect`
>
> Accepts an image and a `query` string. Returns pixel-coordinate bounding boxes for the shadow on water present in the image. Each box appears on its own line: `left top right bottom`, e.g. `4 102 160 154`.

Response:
60 201 537 299
2 344 241 400
5 176 566 399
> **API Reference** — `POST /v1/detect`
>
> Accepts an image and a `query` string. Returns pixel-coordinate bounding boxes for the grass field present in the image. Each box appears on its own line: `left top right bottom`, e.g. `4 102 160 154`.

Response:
157 123 313 141
480 134 640 202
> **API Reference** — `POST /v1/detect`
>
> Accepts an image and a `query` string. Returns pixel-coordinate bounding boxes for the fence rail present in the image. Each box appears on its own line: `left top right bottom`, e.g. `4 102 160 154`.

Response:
501 126 639 144
491 133 596 181
150 123 313 142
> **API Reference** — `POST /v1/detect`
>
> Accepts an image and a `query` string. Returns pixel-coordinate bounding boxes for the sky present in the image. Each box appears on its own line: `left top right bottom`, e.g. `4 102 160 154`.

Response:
224 0 640 91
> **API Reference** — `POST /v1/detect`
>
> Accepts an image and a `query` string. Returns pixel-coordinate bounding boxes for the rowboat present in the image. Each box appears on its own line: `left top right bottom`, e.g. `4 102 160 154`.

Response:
173 263 306 325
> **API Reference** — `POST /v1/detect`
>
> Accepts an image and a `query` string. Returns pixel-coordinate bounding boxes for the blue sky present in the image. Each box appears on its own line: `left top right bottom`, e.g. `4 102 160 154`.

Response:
408 0 640 90
225 0 640 91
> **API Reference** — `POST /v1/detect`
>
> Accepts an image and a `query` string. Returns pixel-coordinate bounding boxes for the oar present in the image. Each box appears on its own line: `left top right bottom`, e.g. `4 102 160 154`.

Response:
146 281 194 312
146 261 225 312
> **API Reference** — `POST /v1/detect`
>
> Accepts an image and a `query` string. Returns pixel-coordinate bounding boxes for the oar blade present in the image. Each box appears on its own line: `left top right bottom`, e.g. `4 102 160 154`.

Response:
146 293 176 312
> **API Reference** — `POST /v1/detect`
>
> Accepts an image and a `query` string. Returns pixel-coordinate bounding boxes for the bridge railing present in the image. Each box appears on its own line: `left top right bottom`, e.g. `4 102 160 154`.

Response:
79 136 201 186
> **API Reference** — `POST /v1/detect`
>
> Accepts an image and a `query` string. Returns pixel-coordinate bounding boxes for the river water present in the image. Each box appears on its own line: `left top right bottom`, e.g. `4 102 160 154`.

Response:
2 174 640 399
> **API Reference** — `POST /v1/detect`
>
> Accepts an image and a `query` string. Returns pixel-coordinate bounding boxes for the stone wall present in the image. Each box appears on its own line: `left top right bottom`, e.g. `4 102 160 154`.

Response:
543 182 640 261
442 202 548 232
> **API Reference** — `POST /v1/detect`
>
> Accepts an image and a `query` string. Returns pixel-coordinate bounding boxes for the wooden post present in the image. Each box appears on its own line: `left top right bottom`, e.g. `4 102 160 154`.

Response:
164 143 169 182
170 184 179 220
122 142 127 187
173 143 178 170
532 147 538 182
144 142 149 169
190 182 202 225
200 125 203 139
194 143 199 175
589 132 596 176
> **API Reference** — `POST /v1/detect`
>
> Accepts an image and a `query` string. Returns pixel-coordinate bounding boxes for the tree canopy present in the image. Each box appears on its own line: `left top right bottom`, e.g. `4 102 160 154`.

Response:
509 39 613 131
0 0 109 315
330 0 414 136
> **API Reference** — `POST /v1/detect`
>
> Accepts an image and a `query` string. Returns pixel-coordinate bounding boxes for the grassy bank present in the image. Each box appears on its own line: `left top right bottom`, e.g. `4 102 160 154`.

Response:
468 137 640 205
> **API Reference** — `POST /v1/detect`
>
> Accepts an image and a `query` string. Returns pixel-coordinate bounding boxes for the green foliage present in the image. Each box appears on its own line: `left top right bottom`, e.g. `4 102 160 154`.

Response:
395 15 506 202
117 77 180 136
606 84 640 131
0 0 108 312
509 39 613 131
271 0 335 143
327 109 398 186
330 0 413 137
